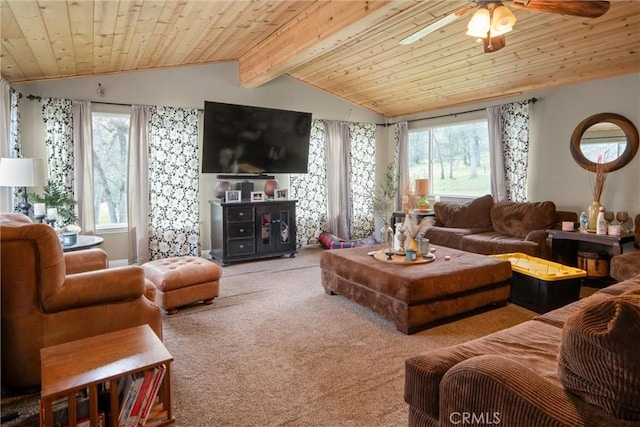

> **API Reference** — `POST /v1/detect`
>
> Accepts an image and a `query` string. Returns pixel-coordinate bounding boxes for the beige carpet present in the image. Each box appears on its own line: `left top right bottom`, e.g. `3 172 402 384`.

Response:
3 246 547 426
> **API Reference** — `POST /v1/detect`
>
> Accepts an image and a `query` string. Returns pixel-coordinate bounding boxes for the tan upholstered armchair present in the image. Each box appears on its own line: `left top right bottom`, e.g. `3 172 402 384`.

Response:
0 213 162 391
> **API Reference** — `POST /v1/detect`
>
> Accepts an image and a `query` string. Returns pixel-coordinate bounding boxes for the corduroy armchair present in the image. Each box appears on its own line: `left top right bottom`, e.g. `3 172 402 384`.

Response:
610 213 640 281
0 213 162 391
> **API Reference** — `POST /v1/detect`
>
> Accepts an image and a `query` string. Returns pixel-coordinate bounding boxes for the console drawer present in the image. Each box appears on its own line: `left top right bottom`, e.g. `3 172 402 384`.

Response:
228 222 254 239
227 239 255 256
227 206 254 222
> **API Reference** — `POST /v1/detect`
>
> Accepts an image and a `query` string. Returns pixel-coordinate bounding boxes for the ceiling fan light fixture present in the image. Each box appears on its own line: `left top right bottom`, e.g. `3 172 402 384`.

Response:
466 7 491 38
490 5 516 36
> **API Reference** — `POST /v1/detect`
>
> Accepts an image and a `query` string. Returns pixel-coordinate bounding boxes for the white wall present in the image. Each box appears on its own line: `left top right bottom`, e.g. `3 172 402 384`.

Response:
13 63 384 260
12 64 640 260
528 74 640 215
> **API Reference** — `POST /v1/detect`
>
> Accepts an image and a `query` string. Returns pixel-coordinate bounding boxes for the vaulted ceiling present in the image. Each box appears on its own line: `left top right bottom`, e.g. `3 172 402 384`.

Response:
1 0 639 118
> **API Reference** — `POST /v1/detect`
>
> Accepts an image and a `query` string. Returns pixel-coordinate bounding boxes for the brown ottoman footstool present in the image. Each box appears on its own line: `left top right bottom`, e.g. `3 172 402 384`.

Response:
142 256 222 314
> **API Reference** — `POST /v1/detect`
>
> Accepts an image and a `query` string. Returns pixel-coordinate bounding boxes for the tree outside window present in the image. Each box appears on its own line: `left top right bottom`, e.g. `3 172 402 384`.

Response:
408 120 490 197
92 112 130 228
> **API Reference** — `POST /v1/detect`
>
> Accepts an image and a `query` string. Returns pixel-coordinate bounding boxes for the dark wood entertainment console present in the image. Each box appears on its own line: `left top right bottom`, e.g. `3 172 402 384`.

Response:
209 200 297 266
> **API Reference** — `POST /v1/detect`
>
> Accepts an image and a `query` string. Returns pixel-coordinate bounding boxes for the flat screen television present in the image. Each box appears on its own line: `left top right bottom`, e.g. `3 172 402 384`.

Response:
201 101 312 174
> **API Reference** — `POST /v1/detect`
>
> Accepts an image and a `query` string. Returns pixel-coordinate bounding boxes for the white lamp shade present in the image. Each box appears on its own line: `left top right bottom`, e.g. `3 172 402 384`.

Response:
491 5 516 36
0 158 47 187
466 8 490 38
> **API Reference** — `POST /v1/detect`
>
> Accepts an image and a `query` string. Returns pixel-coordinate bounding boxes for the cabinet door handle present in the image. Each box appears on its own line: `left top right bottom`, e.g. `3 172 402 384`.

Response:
271 219 281 224
239 228 244 232
239 212 244 217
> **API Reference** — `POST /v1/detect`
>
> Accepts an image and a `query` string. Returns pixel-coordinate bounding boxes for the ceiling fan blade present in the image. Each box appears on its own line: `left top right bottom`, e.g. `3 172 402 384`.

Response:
399 5 474 45
507 0 610 18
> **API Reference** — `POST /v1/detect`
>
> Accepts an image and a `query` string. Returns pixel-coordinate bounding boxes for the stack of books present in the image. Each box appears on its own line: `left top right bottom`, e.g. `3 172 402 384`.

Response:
39 364 166 427
118 365 167 427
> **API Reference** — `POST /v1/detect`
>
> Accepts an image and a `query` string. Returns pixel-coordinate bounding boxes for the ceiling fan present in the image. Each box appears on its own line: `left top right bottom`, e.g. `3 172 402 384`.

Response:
400 0 611 53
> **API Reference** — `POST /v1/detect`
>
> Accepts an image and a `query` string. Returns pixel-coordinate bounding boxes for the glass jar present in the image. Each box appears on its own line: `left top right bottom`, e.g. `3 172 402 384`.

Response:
417 237 430 256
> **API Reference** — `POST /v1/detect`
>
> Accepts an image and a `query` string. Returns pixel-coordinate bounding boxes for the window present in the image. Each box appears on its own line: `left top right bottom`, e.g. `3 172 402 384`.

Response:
408 119 490 197
92 111 130 229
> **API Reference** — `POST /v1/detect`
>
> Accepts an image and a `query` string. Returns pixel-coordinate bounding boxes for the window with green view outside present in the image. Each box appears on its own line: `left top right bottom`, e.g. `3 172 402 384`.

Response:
408 119 491 197
92 112 130 229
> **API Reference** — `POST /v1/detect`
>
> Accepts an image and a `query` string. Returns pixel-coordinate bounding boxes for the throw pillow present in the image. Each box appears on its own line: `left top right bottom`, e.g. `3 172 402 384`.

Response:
558 294 640 421
491 201 556 238
433 194 493 230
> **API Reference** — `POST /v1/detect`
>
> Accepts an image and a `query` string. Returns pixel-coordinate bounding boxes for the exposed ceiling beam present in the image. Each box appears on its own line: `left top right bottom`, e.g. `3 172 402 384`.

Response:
239 0 413 88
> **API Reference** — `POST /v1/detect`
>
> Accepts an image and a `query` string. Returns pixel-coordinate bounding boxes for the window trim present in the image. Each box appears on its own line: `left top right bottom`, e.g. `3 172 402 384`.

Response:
91 107 131 231
408 114 491 199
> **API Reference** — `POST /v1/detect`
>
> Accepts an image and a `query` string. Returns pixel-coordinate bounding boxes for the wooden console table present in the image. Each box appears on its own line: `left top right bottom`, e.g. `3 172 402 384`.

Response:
392 210 435 232
40 325 174 427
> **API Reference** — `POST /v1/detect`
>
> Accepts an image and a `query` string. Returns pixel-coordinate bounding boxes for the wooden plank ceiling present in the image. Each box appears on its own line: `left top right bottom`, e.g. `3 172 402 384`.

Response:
1 0 639 118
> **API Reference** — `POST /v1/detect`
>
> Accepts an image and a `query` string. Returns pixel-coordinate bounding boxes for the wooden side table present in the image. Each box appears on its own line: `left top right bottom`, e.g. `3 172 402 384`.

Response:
546 229 635 283
392 210 435 232
62 235 104 252
547 229 634 257
40 325 174 427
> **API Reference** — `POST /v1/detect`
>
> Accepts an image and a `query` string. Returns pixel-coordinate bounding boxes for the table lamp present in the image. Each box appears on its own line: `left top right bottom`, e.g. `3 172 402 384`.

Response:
0 157 46 216
415 178 430 210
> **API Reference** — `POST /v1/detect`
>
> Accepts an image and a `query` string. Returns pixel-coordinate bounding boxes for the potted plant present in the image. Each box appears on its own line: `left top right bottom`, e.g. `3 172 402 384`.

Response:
29 180 79 225
372 163 397 244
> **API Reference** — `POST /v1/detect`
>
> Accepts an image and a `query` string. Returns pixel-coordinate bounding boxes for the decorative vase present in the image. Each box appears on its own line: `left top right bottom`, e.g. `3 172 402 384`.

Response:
264 179 280 197
214 181 231 199
397 225 406 254
587 201 602 232
408 238 419 251
380 222 393 243
380 221 394 253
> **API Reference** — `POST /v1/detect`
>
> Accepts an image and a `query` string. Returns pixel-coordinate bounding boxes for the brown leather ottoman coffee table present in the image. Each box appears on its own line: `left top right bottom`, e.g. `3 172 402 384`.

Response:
320 244 512 334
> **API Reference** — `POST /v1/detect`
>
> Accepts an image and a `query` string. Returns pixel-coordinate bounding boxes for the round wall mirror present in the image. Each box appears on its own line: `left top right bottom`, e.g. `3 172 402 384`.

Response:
570 113 639 172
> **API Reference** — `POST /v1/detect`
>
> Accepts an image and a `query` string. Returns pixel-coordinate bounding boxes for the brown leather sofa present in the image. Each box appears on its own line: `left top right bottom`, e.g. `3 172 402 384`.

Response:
0 213 162 391
405 273 640 426
423 195 577 259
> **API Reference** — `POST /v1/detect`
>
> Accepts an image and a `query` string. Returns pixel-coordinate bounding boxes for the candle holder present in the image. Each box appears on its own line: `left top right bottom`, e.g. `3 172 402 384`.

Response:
34 214 46 223
45 218 56 228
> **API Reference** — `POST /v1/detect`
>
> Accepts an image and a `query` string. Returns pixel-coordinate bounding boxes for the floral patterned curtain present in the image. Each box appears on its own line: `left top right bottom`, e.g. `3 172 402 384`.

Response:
501 100 531 202
349 122 376 239
291 120 377 245
148 106 200 259
42 98 75 222
8 88 22 211
291 120 327 246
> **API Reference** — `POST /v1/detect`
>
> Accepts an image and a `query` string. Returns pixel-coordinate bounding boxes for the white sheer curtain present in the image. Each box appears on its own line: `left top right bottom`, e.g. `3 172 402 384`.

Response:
0 79 12 212
394 122 409 211
324 120 351 238
72 100 95 234
488 105 507 202
128 105 151 264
